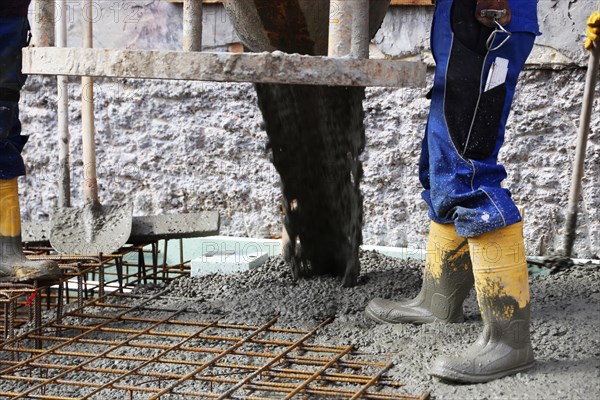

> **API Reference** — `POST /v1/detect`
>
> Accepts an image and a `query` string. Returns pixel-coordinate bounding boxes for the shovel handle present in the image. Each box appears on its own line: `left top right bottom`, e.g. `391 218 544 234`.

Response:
82 0 98 203
563 42 600 256
56 0 71 208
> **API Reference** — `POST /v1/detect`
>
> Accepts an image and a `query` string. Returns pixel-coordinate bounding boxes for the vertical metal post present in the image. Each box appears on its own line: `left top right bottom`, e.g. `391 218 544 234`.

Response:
116 257 124 292
350 0 370 58
183 0 203 52
139 247 148 285
98 258 105 297
328 0 369 58
152 242 158 284
77 274 84 307
563 43 600 257
33 0 55 47
56 282 64 326
56 0 71 207
2 300 8 340
33 283 42 350
179 238 184 267
8 298 16 341
162 239 169 280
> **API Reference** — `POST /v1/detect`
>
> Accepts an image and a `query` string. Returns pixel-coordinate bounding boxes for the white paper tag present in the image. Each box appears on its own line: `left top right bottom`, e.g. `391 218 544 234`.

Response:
485 57 509 91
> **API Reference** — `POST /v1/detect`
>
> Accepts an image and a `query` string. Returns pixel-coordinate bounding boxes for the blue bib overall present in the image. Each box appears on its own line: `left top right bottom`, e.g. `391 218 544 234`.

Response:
420 0 539 237
0 17 30 179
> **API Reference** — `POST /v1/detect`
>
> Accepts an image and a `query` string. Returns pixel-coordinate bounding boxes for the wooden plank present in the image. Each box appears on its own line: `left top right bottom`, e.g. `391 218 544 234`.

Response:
22 47 426 88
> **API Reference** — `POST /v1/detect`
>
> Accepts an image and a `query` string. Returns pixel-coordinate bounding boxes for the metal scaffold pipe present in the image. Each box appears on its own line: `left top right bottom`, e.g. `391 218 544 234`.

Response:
328 0 370 58
33 0 55 47
183 0 203 52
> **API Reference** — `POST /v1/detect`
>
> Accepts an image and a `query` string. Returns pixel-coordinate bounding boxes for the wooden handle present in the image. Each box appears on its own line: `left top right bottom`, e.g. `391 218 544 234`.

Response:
563 43 600 256
57 0 71 207
82 0 98 203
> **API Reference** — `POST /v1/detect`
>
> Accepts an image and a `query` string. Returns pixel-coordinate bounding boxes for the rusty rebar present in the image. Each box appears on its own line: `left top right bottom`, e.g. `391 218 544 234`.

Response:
284 345 354 399
0 291 166 376
78 318 218 398
9 301 185 399
1 278 427 400
148 316 280 399
217 318 333 399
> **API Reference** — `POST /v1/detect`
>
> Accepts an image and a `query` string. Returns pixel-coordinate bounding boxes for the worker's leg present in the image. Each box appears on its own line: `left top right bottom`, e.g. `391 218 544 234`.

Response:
364 0 536 327
0 17 61 282
422 0 538 238
1 178 62 281
365 220 473 324
1 17 29 179
0 17 29 92
429 221 534 382
422 0 538 382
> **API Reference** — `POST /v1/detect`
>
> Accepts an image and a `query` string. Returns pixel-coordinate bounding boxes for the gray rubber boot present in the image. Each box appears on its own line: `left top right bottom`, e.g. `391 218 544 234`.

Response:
429 300 534 383
0 235 62 282
365 223 474 325
429 221 534 383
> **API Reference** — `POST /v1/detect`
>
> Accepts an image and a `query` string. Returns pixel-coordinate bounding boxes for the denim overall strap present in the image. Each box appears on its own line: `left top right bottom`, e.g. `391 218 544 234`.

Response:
419 0 538 237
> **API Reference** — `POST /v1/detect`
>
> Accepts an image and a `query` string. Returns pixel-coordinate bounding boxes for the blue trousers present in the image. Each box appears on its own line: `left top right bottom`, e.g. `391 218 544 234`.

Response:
0 17 30 179
420 0 539 237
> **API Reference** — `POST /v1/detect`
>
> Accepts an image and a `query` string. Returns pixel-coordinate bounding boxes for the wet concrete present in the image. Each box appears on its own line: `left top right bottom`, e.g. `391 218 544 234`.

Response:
256 83 366 285
49 201 133 255
208 2 390 286
4 250 598 398
164 250 600 399
220 0 390 286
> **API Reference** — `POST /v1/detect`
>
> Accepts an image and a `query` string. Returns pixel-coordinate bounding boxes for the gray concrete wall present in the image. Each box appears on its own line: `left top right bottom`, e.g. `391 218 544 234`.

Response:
37 1 238 50
19 0 600 258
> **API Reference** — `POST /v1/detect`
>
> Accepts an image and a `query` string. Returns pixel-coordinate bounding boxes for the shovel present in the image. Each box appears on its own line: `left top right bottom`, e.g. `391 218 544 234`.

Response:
50 0 132 255
562 17 600 258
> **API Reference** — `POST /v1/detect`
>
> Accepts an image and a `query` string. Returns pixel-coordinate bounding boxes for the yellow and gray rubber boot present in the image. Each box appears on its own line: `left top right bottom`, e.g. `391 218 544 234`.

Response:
0 178 61 282
429 221 535 383
365 221 474 324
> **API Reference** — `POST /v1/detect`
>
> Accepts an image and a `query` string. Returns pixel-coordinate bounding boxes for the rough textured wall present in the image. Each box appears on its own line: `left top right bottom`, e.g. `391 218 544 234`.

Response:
18 1 600 258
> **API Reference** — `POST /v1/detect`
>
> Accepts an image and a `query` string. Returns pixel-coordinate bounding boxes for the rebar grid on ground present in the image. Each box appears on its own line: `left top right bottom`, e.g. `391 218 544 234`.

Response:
0 242 161 339
0 293 430 399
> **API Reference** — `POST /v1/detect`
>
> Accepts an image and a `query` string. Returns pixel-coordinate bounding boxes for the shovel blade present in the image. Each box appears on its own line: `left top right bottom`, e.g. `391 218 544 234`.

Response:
50 202 133 255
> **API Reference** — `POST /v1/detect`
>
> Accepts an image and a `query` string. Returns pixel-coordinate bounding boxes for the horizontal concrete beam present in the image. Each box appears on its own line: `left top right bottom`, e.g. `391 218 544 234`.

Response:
23 212 220 245
166 0 435 5
22 47 426 88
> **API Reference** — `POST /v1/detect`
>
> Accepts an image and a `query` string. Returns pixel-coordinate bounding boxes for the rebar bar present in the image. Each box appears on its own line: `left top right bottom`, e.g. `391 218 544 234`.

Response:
1 255 428 400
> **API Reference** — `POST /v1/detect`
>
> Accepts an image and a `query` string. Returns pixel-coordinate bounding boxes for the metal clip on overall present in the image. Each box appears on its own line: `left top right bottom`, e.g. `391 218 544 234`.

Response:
481 9 512 51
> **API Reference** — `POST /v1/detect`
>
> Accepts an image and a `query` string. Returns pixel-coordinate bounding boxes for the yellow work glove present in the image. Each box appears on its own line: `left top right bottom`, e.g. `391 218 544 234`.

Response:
584 11 600 51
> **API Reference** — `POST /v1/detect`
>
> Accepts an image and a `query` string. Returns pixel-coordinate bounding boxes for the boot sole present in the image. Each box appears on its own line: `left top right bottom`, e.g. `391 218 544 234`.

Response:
429 360 536 384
